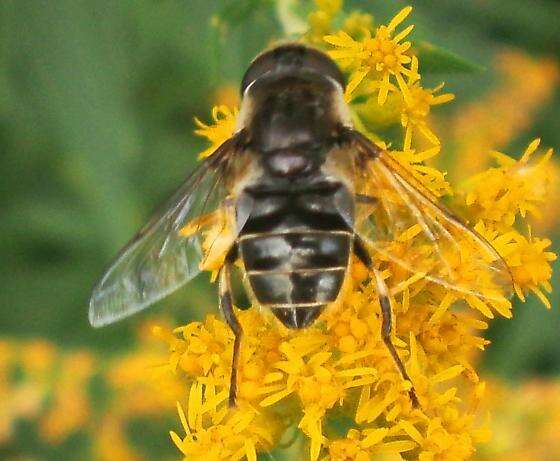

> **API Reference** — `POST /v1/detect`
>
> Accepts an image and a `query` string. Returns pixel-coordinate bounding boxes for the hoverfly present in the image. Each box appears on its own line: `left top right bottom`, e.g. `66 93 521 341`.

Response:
89 44 513 407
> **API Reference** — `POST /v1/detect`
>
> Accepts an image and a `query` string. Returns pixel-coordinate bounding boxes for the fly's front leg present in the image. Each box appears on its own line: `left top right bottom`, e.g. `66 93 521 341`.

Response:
354 237 420 408
373 269 420 407
219 260 242 407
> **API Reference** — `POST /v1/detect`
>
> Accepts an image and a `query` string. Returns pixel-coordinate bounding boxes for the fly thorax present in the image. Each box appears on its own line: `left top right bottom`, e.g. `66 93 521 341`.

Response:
252 93 332 146
262 147 322 178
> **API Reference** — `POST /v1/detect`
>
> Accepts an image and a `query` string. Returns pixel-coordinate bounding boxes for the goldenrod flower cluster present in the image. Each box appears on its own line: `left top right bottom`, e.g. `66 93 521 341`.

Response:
445 50 560 179
322 4 454 151
475 379 560 461
0 339 93 446
162 4 556 460
0 324 181 460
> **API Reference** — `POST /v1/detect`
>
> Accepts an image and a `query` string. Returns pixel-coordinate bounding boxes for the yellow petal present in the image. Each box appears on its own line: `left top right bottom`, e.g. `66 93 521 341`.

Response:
361 427 389 448
346 68 371 100
387 6 413 33
392 24 414 44
520 138 541 162
260 388 293 407
371 440 417 453
431 365 465 384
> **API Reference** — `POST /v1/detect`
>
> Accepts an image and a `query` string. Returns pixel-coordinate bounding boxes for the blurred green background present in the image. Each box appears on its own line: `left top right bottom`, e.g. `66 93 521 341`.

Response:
1 0 559 459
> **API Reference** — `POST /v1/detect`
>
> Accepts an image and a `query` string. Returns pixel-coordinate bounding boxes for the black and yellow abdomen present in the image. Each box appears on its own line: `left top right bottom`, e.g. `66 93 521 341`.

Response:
238 183 353 329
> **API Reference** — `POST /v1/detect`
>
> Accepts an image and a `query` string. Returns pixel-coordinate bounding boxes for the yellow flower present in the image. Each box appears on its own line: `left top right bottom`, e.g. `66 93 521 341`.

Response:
342 11 374 40
476 379 560 461
464 139 554 228
170 382 281 461
39 351 95 443
194 105 238 159
444 50 560 179
325 6 416 105
471 217 555 310
260 325 378 460
0 340 46 444
306 0 344 44
323 11 454 152
162 259 512 460
162 3 555 460
400 58 455 150
95 416 140 461
502 230 556 308
326 427 416 460
386 145 452 197
0 324 183 460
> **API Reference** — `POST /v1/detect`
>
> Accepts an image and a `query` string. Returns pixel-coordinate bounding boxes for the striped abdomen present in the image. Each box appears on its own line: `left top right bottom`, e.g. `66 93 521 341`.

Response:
238 185 353 329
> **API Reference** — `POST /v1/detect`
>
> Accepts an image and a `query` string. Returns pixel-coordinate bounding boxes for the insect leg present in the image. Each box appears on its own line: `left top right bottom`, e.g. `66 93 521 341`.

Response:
219 261 242 407
374 269 420 408
354 237 420 408
355 194 377 205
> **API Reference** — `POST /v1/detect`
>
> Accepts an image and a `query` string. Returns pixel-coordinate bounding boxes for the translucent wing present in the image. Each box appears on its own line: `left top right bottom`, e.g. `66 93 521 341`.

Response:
89 134 250 327
348 130 513 308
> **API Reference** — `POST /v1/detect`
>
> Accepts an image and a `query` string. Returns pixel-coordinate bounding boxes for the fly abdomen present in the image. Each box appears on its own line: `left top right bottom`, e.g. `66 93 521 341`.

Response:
241 232 349 271
246 265 346 304
239 230 351 328
270 304 326 329
246 264 346 329
238 179 354 329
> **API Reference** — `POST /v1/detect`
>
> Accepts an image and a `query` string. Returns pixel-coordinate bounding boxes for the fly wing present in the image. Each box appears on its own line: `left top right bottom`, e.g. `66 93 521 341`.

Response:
346 130 513 309
89 134 250 327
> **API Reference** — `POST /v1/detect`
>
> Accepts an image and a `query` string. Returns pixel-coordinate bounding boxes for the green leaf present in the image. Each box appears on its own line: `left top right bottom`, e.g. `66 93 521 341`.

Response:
416 41 485 74
1 199 95 246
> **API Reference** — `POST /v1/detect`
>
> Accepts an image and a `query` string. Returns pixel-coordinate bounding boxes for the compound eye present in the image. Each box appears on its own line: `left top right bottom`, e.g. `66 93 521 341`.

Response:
240 44 345 94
